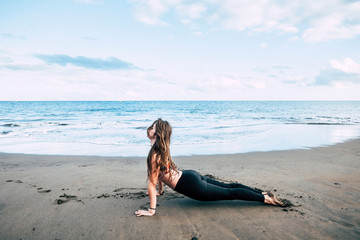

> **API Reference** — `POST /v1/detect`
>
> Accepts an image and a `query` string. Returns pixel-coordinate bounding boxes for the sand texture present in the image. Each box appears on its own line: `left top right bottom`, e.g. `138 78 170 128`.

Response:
1 139 360 240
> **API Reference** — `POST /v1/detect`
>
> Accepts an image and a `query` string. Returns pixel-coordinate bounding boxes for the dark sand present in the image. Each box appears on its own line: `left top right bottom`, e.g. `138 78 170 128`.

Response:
1 139 360 240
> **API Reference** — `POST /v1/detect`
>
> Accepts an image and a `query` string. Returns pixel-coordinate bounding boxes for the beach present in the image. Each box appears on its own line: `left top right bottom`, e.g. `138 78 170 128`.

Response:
1 138 360 240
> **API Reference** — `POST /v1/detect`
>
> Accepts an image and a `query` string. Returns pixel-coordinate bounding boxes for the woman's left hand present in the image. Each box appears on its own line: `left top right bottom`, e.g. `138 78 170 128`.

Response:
135 209 155 217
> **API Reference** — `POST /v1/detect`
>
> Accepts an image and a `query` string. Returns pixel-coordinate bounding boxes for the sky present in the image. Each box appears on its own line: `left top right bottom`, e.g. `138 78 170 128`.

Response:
0 0 360 101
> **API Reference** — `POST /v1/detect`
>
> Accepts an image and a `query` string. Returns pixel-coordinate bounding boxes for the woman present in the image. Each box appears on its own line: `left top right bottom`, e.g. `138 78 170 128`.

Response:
135 118 284 217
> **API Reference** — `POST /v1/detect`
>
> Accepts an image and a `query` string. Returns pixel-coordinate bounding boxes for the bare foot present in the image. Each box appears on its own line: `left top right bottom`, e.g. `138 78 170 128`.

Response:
262 191 274 197
264 193 285 207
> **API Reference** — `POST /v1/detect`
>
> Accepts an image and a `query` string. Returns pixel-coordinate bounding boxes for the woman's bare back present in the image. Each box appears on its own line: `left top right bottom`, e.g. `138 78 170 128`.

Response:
159 169 183 190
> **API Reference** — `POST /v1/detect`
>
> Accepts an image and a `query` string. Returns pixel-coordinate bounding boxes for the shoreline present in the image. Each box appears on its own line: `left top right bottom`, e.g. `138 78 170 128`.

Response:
1 138 360 239
1 135 360 159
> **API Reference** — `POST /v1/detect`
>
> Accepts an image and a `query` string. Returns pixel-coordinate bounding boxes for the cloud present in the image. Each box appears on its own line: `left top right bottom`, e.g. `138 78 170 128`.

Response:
204 74 266 90
74 0 103 4
302 1 360 42
314 58 360 87
283 75 310 87
4 64 45 71
252 67 268 73
176 3 207 20
0 33 26 40
273 65 292 70
130 0 180 26
128 0 360 42
192 31 203 37
0 60 176 100
211 0 298 33
82 36 97 41
0 49 184 100
33 54 138 70
0 49 45 71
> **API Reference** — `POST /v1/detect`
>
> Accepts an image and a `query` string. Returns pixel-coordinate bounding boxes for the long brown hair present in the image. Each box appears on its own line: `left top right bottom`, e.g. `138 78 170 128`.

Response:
146 118 177 184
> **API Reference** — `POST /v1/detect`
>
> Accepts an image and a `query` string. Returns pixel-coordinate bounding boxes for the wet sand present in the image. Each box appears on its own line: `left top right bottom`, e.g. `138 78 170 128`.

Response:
1 138 360 240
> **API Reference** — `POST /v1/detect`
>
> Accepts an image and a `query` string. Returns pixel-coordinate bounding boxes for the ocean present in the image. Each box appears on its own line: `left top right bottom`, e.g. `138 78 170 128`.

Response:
0 101 359 156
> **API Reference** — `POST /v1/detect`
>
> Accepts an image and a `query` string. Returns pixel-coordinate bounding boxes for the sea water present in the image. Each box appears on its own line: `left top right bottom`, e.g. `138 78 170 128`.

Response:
0 101 359 156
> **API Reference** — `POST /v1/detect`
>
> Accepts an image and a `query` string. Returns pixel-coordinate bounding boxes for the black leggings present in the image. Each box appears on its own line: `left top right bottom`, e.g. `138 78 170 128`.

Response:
174 170 264 202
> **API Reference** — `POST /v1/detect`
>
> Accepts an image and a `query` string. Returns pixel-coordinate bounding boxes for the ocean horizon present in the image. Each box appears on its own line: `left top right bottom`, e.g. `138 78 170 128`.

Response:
1 101 360 157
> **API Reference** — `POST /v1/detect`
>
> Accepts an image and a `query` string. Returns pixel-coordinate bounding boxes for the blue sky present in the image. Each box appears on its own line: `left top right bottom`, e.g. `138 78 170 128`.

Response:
1 0 360 100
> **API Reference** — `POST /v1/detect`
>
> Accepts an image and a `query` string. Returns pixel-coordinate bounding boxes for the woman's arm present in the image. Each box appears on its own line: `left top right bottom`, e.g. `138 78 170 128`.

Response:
135 183 157 217
146 179 163 196
147 178 157 211
135 154 159 217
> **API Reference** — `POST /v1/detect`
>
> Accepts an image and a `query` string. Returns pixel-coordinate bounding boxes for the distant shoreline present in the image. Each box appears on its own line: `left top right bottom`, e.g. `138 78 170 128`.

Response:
1 136 359 158
1 101 359 156
1 100 360 102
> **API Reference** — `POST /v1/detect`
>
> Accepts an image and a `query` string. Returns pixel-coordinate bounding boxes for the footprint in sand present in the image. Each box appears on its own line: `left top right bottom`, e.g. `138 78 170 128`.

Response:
112 188 184 200
37 189 51 193
6 180 23 183
113 188 147 200
54 193 79 205
97 193 110 199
